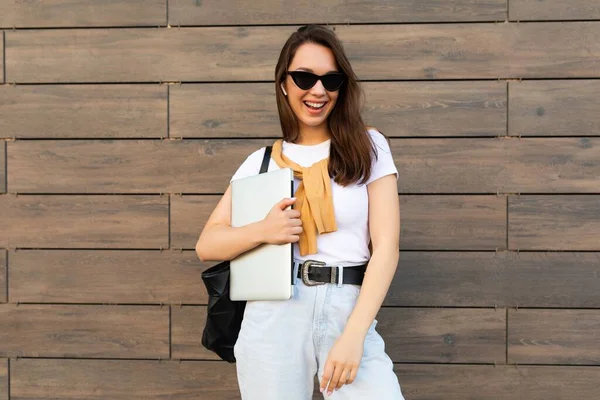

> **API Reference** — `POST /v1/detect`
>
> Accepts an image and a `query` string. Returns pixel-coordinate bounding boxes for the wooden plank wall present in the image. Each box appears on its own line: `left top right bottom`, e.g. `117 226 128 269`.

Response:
1 1 599 399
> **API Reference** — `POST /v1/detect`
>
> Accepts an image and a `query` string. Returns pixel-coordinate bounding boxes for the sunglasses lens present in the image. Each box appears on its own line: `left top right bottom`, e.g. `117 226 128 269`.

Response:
290 71 318 90
288 71 346 91
322 74 345 91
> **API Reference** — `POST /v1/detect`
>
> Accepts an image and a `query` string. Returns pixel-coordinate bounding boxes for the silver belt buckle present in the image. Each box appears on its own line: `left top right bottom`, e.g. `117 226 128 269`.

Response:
301 260 327 286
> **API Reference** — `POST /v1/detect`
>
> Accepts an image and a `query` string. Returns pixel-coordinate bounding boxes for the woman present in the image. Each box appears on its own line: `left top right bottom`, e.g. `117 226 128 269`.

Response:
196 25 405 400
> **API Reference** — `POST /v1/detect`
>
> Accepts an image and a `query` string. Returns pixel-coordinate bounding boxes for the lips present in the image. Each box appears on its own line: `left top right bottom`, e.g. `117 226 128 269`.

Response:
303 100 328 115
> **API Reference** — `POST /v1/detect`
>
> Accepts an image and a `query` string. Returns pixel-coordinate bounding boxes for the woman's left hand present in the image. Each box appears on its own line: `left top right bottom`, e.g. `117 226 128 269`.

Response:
320 331 365 396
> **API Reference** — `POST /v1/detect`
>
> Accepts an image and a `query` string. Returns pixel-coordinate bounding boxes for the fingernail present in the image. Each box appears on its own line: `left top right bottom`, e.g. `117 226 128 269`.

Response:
327 391 333 396
320 387 324 393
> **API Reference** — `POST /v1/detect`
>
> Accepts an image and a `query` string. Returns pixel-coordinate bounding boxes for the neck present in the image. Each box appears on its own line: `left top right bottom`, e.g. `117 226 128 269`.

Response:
296 124 330 145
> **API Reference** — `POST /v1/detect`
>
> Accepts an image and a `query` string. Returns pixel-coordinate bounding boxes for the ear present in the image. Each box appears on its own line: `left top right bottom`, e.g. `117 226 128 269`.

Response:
280 83 287 96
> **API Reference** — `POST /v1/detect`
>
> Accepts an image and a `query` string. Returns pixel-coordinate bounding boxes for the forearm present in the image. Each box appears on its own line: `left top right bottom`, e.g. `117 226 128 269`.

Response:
195 220 266 262
344 244 399 338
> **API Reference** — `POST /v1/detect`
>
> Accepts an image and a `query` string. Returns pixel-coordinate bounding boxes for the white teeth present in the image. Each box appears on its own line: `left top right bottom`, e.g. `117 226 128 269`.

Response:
305 101 325 109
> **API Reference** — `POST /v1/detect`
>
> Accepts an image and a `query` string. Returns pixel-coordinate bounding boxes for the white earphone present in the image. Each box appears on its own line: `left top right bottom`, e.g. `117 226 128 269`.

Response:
280 84 287 96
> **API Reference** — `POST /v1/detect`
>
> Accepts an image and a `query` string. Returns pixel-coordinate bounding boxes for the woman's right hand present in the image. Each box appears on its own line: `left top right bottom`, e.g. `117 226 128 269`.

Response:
261 197 302 245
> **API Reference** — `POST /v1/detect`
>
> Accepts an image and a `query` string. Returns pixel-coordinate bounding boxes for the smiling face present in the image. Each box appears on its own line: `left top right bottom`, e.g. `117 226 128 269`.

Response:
281 42 341 135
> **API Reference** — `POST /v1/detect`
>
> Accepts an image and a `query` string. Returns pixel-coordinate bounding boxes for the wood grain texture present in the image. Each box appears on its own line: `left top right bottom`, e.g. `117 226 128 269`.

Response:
396 364 600 399
0 0 166 28
0 31 3 84
169 0 506 25
0 250 5 303
0 195 168 248
393 138 600 193
508 309 600 365
171 306 220 360
336 22 600 79
400 195 506 250
377 308 505 363
363 81 506 137
8 139 272 193
0 85 167 138
171 195 219 249
509 195 600 250
171 195 505 250
6 23 600 82
509 80 600 136
0 304 168 358
170 81 506 139
10 250 211 304
171 83 279 138
0 141 5 192
0 358 6 400
5 27 292 83
11 359 240 400
510 0 600 20
386 251 600 308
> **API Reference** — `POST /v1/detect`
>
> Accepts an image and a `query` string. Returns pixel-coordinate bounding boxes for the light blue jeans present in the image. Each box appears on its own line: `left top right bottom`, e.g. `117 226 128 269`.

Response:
234 261 405 399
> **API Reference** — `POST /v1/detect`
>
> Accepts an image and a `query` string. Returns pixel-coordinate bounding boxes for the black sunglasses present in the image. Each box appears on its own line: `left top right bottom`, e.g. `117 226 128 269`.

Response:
286 71 346 92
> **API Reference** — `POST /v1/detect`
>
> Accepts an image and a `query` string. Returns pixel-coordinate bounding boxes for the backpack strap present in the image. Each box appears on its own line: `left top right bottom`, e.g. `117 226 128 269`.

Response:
259 146 272 174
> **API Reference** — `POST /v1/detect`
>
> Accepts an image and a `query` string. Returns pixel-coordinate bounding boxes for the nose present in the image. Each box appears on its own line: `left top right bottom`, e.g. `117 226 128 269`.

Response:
309 79 327 96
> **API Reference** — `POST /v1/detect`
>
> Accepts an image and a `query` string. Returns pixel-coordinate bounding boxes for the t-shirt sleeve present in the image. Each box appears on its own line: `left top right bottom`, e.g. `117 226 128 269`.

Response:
365 128 398 186
230 146 267 182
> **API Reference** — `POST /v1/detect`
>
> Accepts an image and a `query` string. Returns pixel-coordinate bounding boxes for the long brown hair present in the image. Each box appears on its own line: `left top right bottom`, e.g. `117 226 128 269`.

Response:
274 25 376 186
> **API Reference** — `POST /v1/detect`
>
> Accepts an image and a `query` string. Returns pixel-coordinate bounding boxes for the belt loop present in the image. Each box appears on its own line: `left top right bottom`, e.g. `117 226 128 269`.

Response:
292 261 300 285
336 265 344 287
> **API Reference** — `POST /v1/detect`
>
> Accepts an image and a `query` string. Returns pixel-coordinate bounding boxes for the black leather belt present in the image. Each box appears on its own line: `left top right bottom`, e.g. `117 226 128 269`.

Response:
295 260 367 286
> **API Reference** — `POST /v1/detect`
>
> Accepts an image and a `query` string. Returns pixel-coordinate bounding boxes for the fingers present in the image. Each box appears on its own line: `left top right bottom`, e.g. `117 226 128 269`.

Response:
277 197 296 210
320 361 334 394
286 209 301 219
321 364 357 396
347 367 358 385
327 364 345 395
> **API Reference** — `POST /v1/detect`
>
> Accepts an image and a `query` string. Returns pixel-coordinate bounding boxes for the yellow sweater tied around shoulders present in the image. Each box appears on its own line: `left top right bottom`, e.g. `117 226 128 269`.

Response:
271 139 337 256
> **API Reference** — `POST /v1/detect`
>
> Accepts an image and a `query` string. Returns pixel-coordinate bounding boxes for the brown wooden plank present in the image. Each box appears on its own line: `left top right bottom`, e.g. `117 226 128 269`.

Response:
171 195 219 249
509 80 600 136
5 27 292 83
0 85 167 138
378 308 505 363
0 31 3 84
171 83 279 138
0 195 168 248
0 250 5 303
396 364 600 399
510 0 600 20
336 22 600 80
386 251 600 308
509 309 600 365
172 195 506 250
394 138 600 193
171 306 220 360
171 81 506 138
7 23 600 83
0 304 168 358
172 306 506 363
0 0 166 28
509 195 600 250
170 0 506 25
0 140 5 192
11 359 240 399
0 358 6 400
8 139 272 193
400 195 506 250
364 81 506 137
10 250 210 304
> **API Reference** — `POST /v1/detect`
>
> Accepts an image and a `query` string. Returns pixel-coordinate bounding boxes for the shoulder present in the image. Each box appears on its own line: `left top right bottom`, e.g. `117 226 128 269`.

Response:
366 126 392 155
230 146 269 182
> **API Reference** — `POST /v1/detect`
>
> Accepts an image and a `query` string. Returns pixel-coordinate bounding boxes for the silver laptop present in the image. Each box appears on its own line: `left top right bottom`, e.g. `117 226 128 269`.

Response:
230 167 294 301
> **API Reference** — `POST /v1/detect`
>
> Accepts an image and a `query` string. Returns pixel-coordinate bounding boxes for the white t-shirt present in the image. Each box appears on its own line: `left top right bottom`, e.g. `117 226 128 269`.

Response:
230 128 398 264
